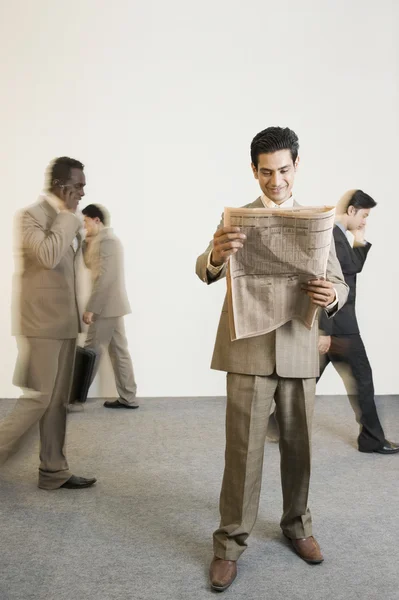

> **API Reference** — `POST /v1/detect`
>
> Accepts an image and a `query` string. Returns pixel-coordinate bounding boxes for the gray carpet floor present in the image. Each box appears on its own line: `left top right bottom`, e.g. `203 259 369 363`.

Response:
0 395 398 600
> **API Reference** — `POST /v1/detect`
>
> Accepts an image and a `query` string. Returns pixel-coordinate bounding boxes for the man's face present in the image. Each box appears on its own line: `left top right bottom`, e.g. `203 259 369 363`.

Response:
83 216 101 238
67 167 86 199
347 207 371 232
251 149 298 204
59 168 86 205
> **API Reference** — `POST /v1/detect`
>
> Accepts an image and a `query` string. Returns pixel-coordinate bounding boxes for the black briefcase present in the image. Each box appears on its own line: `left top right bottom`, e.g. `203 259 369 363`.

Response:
70 346 97 404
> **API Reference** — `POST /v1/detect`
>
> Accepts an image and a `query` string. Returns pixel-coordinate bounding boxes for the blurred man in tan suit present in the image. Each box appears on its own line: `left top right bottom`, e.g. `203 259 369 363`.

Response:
1 157 96 490
196 127 349 591
81 204 138 409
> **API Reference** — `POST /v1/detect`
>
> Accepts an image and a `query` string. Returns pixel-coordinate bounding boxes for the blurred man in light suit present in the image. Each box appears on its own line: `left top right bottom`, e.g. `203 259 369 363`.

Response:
0 157 96 490
196 127 349 592
81 204 138 409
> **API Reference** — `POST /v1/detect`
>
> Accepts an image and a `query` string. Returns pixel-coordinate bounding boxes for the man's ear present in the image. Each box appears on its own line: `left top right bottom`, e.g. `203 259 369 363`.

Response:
251 163 258 179
294 156 300 170
347 205 356 216
52 178 66 189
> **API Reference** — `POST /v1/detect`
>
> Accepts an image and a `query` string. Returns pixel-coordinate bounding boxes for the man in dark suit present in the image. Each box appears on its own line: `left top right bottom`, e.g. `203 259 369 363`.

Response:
318 189 399 454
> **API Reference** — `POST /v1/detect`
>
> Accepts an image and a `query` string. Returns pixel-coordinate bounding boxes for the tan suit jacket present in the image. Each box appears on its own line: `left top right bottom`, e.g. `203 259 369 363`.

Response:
13 198 83 339
196 197 349 378
82 228 131 318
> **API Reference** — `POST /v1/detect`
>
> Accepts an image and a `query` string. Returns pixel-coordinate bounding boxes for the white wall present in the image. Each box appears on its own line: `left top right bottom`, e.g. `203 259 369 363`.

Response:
0 0 397 397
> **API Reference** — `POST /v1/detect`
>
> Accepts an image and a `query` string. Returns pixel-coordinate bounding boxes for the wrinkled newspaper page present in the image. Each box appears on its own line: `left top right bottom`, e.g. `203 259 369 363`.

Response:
224 205 336 341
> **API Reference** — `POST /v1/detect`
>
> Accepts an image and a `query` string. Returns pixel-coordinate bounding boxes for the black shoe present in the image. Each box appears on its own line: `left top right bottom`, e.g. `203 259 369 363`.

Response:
103 399 139 409
359 441 399 455
374 441 399 455
60 475 97 489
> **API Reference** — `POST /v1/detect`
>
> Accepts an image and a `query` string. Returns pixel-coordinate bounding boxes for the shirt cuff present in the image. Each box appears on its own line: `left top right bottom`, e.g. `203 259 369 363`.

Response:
206 250 224 276
325 288 338 312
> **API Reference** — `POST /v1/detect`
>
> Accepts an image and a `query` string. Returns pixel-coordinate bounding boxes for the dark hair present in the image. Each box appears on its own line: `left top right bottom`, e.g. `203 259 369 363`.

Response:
49 156 84 187
347 190 377 212
82 204 108 225
250 127 299 168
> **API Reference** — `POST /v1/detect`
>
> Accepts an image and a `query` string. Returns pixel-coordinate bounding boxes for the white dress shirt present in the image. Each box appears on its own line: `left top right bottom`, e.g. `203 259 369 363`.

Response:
260 194 295 209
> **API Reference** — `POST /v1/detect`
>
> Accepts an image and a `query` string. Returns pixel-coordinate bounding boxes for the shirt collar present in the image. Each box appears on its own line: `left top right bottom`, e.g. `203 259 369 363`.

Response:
335 221 355 247
260 194 295 209
43 191 84 226
97 226 111 239
43 191 65 214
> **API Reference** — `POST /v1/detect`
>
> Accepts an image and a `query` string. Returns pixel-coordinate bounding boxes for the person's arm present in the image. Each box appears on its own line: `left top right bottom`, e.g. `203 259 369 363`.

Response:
81 239 90 268
352 242 371 273
196 219 246 285
323 236 349 316
318 331 331 355
335 229 371 275
86 238 118 315
319 310 334 334
301 236 349 317
21 210 81 270
196 242 228 284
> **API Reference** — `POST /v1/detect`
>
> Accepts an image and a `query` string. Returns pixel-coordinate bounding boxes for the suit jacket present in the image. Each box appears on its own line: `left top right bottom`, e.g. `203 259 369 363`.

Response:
82 227 131 318
319 225 371 336
196 197 349 378
13 198 83 339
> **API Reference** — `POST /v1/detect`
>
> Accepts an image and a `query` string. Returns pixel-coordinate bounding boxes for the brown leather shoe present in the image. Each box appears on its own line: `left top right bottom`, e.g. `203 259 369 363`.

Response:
285 535 324 564
209 557 237 592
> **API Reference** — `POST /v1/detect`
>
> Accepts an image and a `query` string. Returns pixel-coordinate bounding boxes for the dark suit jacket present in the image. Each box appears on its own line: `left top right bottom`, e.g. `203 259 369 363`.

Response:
319 225 371 335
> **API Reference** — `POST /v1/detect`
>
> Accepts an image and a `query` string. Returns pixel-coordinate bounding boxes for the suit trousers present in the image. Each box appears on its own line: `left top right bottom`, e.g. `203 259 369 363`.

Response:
319 334 385 451
85 316 137 406
213 372 315 561
0 338 75 488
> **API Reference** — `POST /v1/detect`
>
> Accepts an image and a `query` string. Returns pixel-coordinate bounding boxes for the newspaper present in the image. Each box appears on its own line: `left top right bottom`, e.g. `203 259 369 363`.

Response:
224 205 336 341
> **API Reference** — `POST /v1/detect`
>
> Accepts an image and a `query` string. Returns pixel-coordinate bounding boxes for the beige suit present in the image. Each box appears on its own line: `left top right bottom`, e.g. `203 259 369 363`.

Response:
196 197 349 560
83 228 137 406
1 198 82 489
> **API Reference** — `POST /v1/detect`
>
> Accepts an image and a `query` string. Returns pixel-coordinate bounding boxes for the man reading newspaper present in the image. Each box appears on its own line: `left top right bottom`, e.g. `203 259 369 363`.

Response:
196 126 348 592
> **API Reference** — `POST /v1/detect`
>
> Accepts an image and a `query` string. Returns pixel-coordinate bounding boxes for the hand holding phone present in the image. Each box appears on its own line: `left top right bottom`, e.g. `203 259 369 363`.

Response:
59 185 79 213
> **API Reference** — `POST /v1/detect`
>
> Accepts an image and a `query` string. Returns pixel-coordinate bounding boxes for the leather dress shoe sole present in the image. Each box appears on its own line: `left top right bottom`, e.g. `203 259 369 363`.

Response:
104 400 139 409
374 447 399 455
211 576 237 593
60 476 97 489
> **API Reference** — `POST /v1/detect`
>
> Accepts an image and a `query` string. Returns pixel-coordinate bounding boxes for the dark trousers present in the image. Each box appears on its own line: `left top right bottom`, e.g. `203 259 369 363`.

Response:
318 334 385 451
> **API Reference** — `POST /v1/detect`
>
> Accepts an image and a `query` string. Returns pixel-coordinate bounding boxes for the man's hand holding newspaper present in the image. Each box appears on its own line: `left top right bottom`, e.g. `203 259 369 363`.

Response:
210 225 335 307
213 205 337 341
210 226 247 266
302 278 336 307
